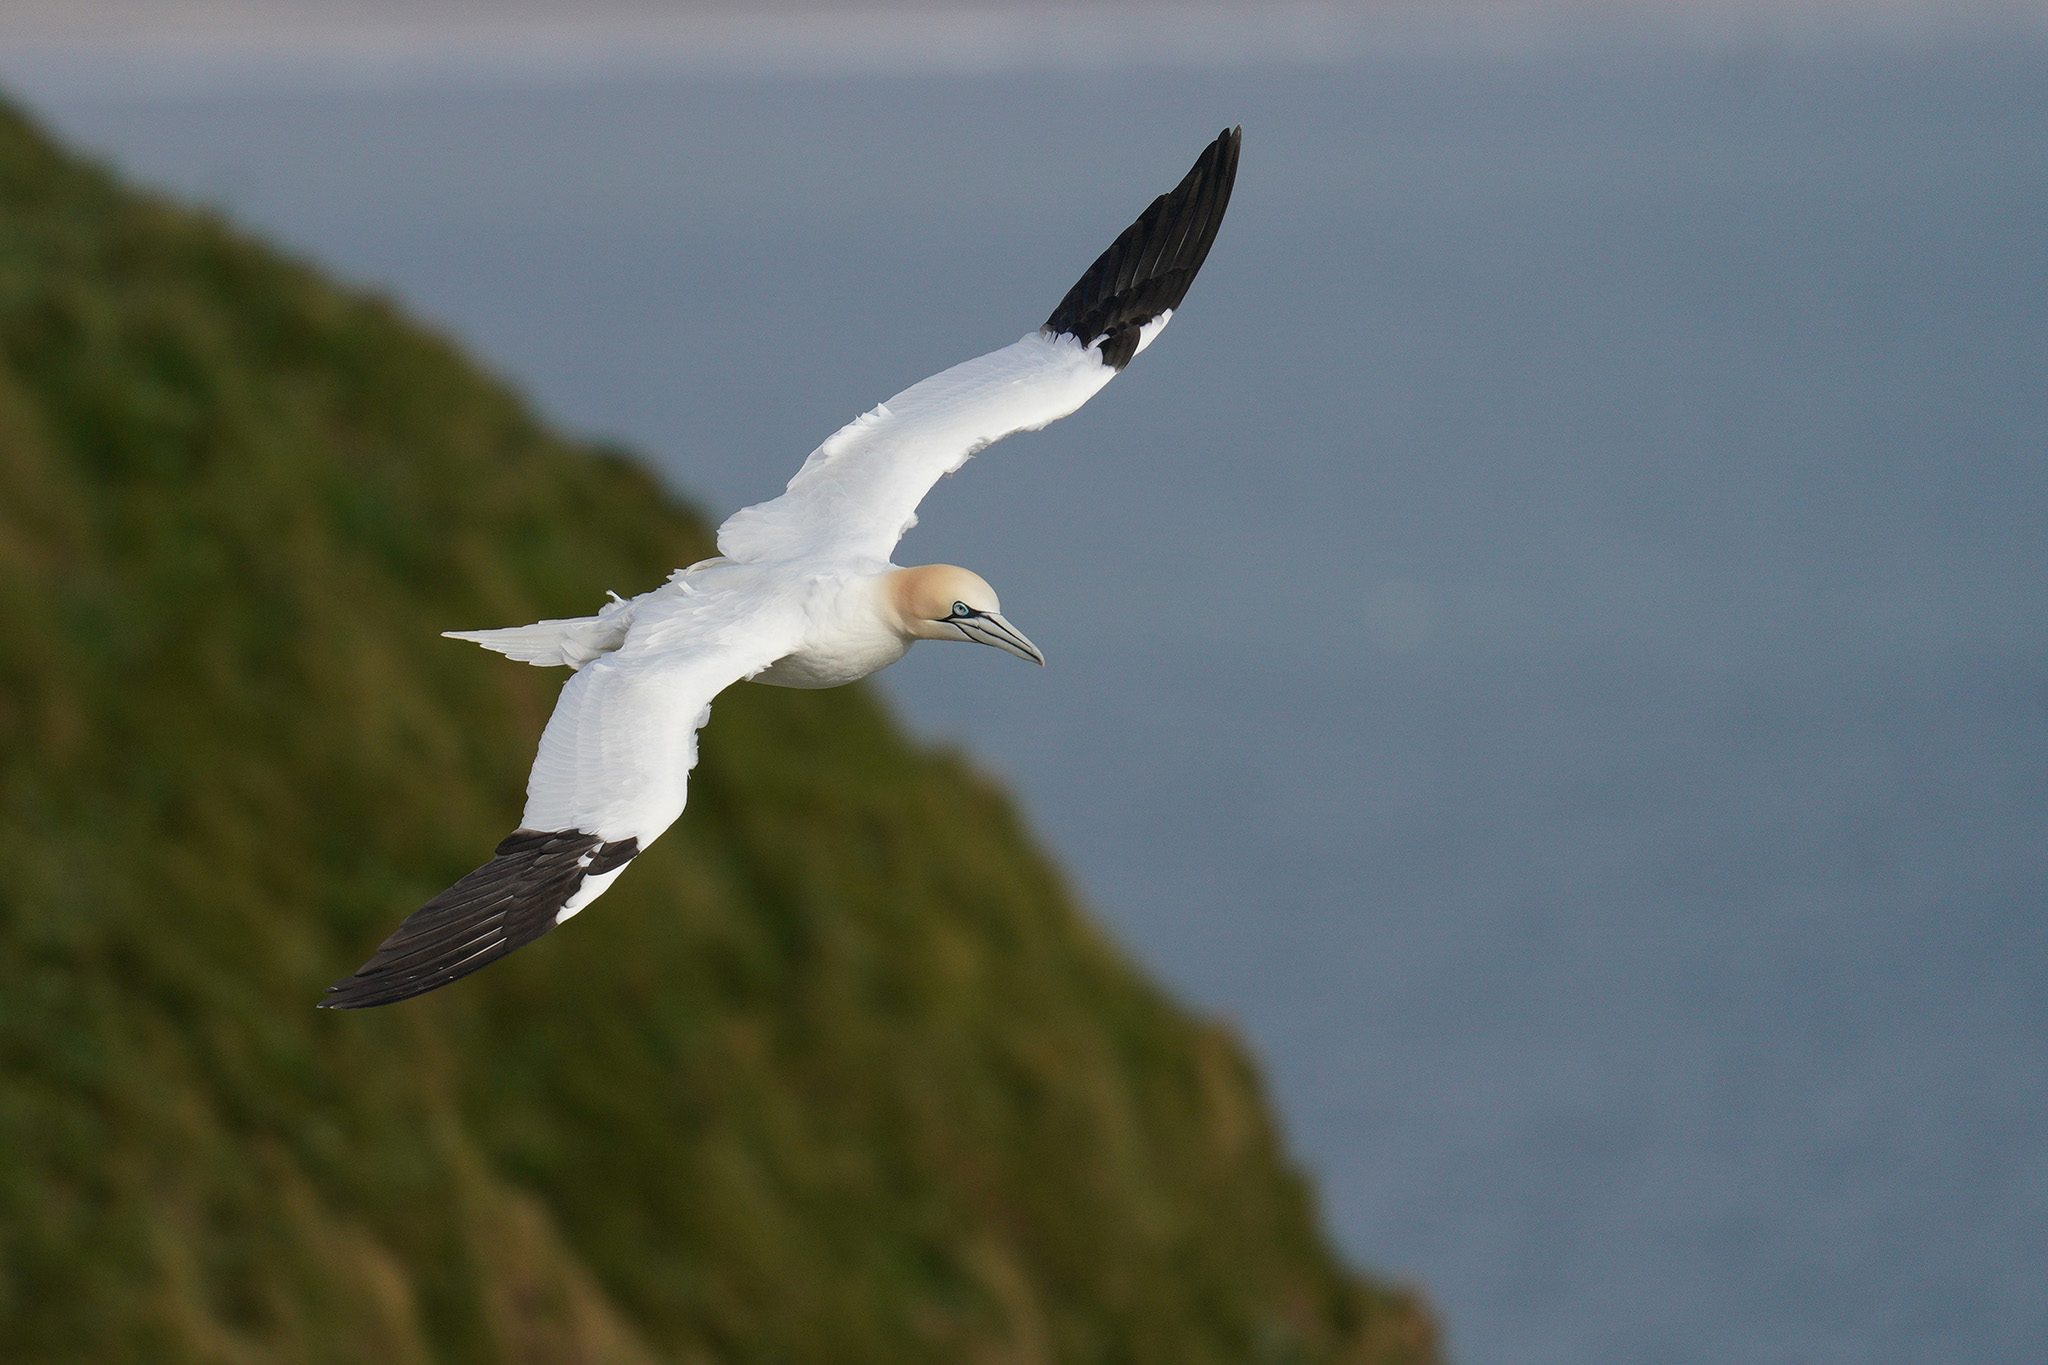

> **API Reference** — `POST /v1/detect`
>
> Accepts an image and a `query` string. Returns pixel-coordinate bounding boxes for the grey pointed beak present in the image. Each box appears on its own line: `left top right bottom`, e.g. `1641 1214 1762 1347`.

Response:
956 611 1045 666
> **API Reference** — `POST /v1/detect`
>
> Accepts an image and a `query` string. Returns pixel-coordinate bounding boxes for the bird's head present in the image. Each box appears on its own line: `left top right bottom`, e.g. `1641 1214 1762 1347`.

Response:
888 564 1044 665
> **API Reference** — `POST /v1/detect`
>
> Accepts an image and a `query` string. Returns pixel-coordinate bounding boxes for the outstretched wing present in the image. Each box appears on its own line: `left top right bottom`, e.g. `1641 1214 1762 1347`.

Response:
320 586 806 1009
716 127 1240 566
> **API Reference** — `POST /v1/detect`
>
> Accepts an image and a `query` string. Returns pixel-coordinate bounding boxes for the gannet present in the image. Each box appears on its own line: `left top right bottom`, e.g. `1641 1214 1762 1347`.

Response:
322 127 1241 1008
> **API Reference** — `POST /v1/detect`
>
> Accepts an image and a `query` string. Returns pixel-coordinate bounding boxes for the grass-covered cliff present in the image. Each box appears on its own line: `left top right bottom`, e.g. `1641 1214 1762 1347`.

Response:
0 98 1434 1362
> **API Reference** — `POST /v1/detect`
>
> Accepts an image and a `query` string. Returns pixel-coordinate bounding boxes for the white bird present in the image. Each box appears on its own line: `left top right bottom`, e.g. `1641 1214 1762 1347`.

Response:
323 127 1241 1008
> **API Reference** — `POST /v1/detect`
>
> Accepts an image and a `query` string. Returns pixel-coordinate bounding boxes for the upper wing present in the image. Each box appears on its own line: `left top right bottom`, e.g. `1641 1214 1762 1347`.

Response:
715 127 1240 566
320 584 806 1009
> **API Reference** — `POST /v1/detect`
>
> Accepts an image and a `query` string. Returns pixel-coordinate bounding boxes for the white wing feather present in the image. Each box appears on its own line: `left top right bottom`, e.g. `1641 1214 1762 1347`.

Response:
521 583 806 845
715 331 1117 565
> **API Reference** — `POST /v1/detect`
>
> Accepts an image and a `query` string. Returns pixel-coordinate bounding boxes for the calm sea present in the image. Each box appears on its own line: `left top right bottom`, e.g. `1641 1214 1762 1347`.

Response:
17 25 2046 1362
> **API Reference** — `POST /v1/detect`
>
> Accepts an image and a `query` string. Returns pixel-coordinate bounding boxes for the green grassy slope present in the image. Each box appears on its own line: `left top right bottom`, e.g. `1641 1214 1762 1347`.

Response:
0 100 1434 1363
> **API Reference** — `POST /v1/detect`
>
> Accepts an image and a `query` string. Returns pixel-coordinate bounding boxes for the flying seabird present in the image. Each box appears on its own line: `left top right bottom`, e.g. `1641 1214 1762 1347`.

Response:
322 127 1241 1008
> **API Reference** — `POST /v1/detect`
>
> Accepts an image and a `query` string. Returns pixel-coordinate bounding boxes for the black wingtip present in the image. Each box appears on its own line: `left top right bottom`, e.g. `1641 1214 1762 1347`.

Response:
318 829 637 1010
1042 126 1242 370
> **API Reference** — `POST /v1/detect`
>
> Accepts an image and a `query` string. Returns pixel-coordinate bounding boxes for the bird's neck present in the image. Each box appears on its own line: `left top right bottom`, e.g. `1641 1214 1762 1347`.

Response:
880 566 953 642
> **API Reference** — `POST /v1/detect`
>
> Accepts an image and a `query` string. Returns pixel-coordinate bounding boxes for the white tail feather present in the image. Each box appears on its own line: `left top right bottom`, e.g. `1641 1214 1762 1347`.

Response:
444 598 633 670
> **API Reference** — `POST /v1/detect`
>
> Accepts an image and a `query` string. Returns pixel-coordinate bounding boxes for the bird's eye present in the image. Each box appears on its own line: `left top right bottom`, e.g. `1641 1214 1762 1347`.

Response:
951 601 972 618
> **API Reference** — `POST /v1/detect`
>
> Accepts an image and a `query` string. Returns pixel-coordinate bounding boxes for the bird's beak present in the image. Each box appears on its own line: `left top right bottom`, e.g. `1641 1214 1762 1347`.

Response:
955 612 1045 666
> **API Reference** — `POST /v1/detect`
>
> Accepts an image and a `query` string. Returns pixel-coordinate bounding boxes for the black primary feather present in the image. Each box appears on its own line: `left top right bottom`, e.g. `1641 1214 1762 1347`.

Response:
319 829 638 1009
1042 127 1241 370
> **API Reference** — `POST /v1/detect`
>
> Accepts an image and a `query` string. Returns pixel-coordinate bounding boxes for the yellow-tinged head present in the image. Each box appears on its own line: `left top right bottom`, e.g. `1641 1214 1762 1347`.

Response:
886 565 1044 665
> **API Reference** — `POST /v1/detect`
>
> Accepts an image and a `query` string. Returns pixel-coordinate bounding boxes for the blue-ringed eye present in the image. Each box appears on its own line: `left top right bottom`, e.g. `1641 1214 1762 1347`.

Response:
951 601 972 618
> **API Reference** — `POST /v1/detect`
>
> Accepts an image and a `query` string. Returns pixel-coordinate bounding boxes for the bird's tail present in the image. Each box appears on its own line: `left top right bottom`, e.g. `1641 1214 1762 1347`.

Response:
444 596 632 670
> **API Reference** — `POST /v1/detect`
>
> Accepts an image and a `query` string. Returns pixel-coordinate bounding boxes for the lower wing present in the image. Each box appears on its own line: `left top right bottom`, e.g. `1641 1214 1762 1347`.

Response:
321 588 804 1008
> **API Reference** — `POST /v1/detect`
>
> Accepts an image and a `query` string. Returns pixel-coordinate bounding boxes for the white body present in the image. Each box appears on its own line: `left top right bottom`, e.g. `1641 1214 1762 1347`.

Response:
747 572 911 689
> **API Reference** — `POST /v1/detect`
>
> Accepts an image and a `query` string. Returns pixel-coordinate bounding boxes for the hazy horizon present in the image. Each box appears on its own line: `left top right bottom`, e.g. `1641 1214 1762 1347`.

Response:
5 0 2043 98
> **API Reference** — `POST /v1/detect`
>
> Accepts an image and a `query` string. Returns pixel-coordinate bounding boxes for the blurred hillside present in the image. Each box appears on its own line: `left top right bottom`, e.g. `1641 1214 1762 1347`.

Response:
0 98 1431 1362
